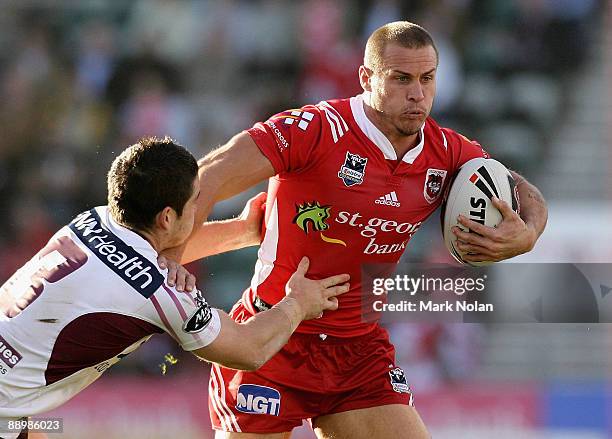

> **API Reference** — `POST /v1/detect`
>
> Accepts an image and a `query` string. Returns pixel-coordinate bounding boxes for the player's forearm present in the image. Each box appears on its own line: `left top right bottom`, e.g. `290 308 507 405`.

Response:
180 218 258 264
172 163 248 264
511 171 548 245
193 153 226 227
194 134 274 228
234 298 303 370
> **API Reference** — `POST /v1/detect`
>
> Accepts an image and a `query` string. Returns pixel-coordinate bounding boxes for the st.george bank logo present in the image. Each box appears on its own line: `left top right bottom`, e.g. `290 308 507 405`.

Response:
292 201 346 247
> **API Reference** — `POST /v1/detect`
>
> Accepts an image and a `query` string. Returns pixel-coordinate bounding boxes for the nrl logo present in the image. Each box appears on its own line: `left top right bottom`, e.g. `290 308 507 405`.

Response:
183 302 212 333
183 289 213 333
338 151 368 187
389 367 411 394
292 201 346 247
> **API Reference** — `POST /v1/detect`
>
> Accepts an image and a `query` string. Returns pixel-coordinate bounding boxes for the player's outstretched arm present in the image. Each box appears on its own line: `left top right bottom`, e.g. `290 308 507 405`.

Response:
196 132 275 209
183 191 267 263
164 132 275 264
453 171 547 262
192 257 350 371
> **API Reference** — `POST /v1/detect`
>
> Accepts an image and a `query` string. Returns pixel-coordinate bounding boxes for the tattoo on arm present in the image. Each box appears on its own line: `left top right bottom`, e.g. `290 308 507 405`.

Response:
526 188 546 206
511 171 546 207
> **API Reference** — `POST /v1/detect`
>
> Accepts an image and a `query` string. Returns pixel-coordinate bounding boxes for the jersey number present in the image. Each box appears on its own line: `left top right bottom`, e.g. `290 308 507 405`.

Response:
0 236 87 318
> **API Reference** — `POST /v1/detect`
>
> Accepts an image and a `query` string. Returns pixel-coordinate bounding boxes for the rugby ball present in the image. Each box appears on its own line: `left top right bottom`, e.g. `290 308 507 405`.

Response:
442 158 520 266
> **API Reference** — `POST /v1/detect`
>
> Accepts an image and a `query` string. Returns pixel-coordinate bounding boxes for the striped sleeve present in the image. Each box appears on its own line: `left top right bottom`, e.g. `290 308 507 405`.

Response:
148 286 221 351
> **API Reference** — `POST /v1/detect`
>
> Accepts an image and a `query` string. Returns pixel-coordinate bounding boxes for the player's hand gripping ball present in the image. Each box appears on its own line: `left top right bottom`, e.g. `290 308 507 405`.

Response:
441 158 520 266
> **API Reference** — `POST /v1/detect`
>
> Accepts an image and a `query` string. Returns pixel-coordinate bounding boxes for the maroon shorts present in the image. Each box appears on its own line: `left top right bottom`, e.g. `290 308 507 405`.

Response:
208 302 414 433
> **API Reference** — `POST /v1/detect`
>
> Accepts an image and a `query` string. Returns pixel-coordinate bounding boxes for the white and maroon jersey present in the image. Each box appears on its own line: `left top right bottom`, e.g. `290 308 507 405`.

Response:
244 92 489 337
0 206 220 420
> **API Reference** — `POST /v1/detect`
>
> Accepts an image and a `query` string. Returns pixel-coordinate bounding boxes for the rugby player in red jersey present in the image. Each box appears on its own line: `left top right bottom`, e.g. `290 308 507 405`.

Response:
177 22 548 439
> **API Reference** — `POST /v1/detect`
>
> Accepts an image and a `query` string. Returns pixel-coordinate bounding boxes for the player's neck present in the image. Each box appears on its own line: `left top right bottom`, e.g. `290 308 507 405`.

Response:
362 102 420 159
137 230 164 254
118 221 164 254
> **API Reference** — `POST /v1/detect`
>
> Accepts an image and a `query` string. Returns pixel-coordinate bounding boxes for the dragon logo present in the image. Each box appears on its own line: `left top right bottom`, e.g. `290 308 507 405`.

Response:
293 201 330 233
292 201 346 246
424 168 447 204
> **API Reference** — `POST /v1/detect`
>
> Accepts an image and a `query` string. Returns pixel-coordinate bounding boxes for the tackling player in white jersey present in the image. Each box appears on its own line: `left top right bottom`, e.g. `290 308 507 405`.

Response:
0 137 349 439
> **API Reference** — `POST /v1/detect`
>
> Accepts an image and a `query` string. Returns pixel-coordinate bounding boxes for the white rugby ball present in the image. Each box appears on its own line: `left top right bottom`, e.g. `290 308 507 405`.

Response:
442 158 520 266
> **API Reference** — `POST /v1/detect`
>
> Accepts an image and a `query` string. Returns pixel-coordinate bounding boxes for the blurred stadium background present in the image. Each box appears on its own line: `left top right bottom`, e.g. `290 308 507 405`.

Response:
0 0 610 437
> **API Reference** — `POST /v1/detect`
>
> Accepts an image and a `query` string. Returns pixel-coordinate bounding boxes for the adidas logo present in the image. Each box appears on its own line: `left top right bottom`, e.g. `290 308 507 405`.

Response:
375 191 401 207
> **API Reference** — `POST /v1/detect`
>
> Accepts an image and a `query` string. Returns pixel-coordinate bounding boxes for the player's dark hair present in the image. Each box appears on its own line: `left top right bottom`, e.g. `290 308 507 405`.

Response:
107 136 198 232
364 21 438 70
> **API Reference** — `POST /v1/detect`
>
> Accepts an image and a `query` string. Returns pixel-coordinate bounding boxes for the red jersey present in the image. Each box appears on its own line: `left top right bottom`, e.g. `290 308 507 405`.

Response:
243 93 488 337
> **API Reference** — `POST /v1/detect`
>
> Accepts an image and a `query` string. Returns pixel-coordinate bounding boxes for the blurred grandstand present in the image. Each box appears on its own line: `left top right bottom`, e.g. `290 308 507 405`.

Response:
0 0 610 437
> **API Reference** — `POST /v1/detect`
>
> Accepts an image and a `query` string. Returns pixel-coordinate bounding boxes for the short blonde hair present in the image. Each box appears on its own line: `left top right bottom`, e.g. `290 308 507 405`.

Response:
364 21 438 71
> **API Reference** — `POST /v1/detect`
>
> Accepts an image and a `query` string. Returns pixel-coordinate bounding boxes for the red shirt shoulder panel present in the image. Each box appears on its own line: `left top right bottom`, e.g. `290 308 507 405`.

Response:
246 104 327 175
439 125 490 174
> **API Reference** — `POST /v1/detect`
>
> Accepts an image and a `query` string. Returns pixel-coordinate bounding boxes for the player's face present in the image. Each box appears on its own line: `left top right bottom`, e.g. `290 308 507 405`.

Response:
170 177 200 247
364 44 437 138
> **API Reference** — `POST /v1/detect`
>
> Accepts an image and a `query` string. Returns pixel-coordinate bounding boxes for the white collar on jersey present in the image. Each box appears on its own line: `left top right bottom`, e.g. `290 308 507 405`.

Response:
349 92 425 164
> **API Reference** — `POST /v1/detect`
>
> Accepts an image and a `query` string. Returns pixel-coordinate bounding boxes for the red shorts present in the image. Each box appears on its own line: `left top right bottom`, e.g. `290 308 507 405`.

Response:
208 302 414 433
